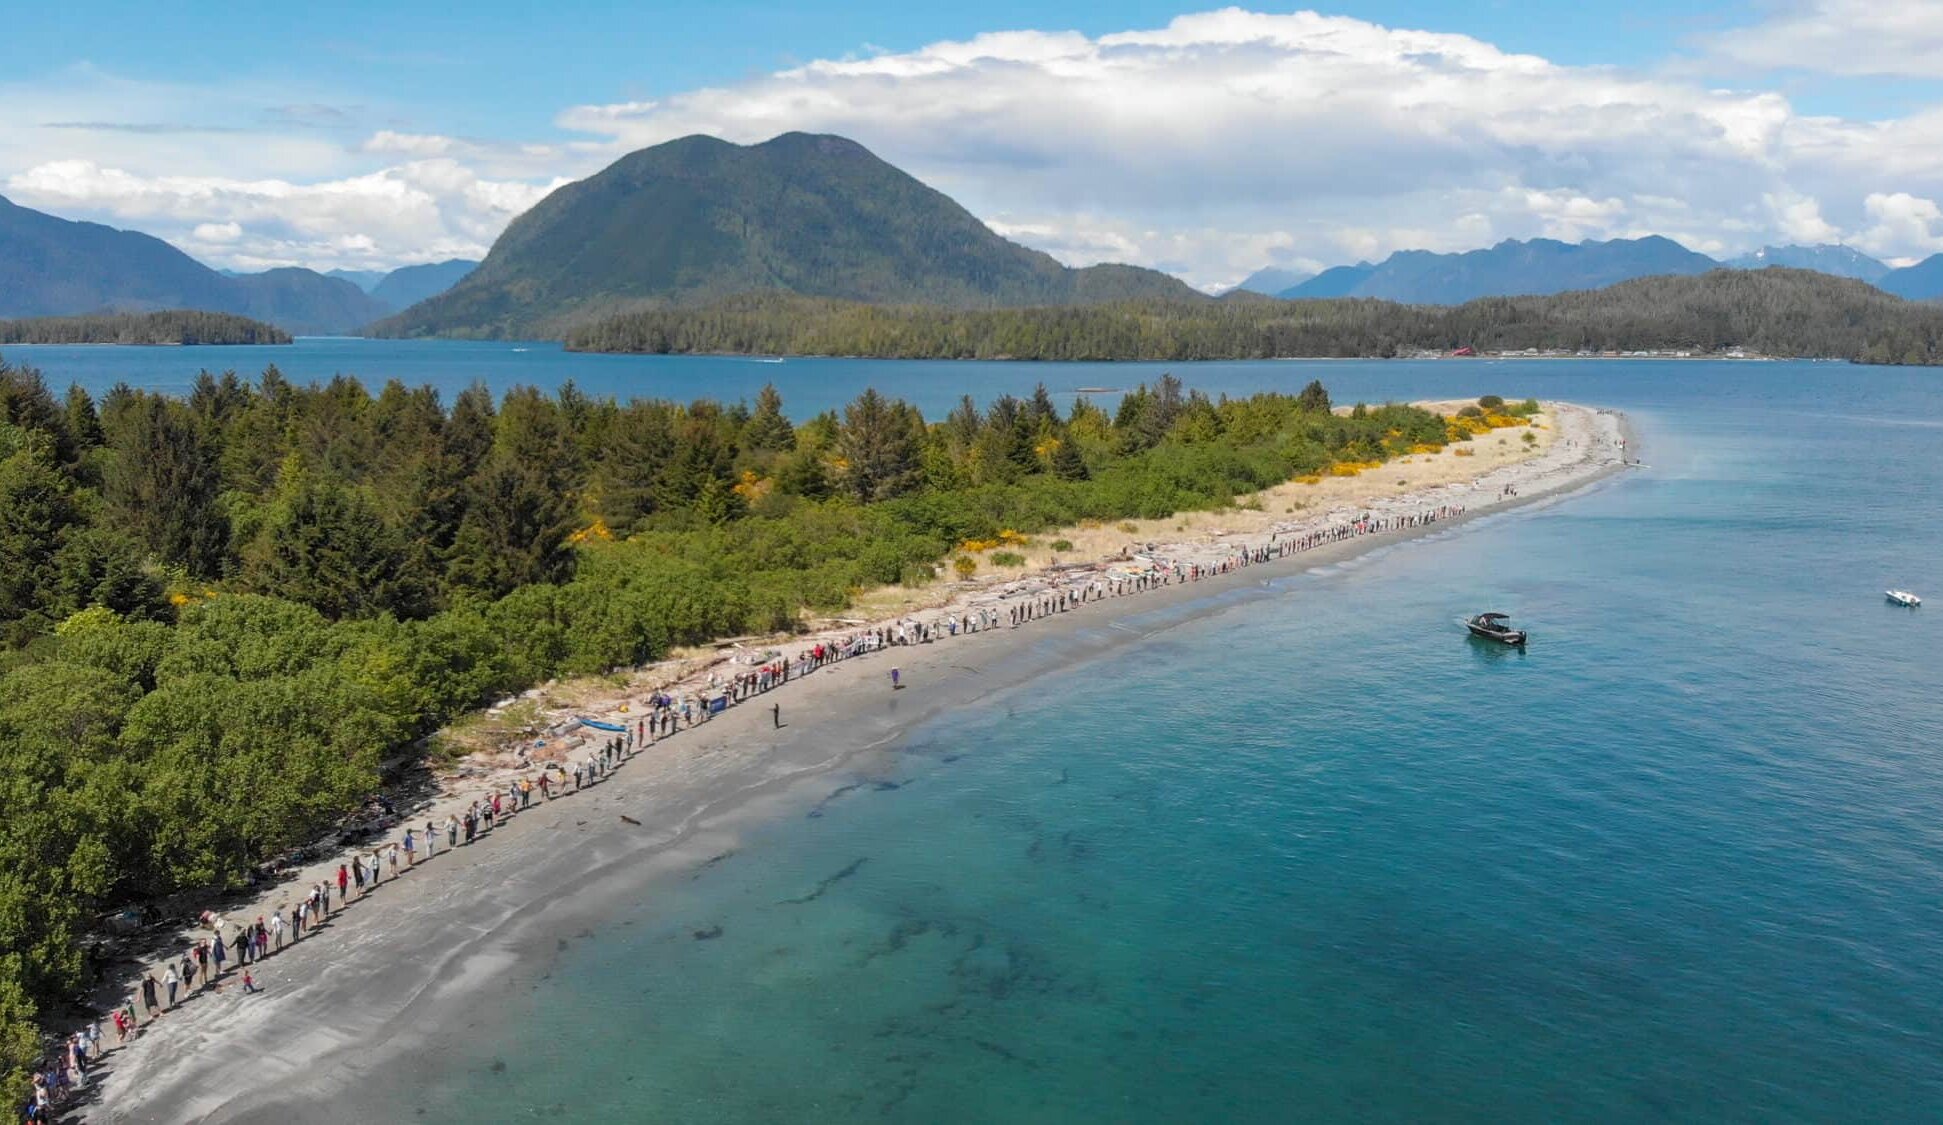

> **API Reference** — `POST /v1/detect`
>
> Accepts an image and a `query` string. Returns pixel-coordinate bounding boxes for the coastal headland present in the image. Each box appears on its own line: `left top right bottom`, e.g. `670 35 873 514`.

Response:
76 402 1628 1123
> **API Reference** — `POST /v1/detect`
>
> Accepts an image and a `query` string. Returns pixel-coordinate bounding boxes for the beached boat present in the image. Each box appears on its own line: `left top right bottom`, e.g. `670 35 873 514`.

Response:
1886 589 1922 607
1466 612 1527 645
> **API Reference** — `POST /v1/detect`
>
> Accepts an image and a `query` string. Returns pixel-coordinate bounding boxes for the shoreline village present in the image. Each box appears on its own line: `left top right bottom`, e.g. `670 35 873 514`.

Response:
46 399 1627 1123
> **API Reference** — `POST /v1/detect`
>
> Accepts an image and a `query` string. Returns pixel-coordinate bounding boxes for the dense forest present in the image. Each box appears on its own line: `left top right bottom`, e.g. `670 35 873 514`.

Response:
0 357 1462 1095
0 310 290 346
567 269 1943 365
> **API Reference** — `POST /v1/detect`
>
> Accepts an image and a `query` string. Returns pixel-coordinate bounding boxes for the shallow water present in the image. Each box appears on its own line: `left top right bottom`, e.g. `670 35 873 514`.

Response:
202 357 1943 1122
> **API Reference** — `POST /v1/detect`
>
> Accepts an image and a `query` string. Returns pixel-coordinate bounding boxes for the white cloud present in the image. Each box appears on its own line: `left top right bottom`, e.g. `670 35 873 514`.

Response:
1856 191 1943 257
9 9 1943 282
551 8 1943 283
1763 190 1842 245
6 158 566 272
191 220 242 243
1707 0 1943 78
361 130 456 157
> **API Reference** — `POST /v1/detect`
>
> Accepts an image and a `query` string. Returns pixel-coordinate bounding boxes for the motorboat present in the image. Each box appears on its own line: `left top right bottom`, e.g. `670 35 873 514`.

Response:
1465 612 1527 645
1886 589 1922 607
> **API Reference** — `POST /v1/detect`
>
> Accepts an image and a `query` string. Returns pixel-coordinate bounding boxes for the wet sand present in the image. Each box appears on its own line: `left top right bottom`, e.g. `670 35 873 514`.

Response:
82 404 1631 1123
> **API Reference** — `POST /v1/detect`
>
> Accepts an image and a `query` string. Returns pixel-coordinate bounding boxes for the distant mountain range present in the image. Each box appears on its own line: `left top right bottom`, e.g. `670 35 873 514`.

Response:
374 132 1200 338
1879 255 1943 301
370 259 477 311
1227 266 1313 296
1254 239 1943 305
0 195 477 334
1275 236 1717 304
1724 244 1890 282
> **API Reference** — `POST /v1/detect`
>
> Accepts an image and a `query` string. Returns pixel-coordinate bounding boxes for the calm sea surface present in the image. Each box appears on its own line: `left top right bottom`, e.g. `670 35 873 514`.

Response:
19 341 1943 1120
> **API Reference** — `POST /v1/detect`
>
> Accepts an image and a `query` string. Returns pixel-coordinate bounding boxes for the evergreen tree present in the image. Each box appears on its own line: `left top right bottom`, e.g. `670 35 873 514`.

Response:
242 479 425 620
743 383 796 453
62 385 102 453
838 388 921 502
0 444 79 644
1050 435 1090 481
103 397 230 579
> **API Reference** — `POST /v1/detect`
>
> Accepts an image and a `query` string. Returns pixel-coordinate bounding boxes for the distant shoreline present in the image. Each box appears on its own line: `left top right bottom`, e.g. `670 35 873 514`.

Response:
86 402 1631 1123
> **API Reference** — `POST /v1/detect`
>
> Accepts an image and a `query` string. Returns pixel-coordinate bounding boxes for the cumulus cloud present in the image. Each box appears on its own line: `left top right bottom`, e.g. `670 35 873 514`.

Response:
551 8 1943 286
6 158 566 272
1856 191 1943 258
1706 0 1943 78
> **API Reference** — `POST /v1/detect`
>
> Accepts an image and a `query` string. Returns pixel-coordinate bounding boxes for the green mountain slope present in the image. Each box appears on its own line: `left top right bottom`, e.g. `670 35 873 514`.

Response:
0 195 388 333
374 133 1199 338
0 194 236 317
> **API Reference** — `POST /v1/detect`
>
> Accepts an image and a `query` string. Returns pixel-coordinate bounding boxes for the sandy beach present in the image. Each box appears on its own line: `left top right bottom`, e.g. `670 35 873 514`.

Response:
73 401 1629 1123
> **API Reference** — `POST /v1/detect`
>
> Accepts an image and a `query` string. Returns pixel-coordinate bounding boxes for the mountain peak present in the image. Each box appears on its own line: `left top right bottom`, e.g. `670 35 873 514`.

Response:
375 131 1196 338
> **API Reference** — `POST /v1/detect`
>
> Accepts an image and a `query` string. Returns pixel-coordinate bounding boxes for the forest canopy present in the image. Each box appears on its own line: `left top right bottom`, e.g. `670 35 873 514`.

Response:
0 310 290 346
565 269 1943 365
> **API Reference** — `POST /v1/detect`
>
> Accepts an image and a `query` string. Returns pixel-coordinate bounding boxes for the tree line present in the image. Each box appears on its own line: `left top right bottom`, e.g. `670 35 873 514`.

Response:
564 269 1943 365
0 358 1460 1096
0 310 291 347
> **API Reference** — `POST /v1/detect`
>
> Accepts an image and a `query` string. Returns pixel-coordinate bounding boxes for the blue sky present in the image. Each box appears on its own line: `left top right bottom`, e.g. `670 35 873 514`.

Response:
5 1 1942 285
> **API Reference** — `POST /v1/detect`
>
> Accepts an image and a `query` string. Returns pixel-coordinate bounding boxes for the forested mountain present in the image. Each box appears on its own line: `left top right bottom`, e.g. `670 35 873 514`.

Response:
568 269 1943 365
227 267 390 335
0 310 289 345
1878 254 1943 301
1727 244 1889 282
0 194 388 333
370 258 477 311
0 356 1459 1097
373 132 1200 339
1277 236 1716 304
0 194 236 317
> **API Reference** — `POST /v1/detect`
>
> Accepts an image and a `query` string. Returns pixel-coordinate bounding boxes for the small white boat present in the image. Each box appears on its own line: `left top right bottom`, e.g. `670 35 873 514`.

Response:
1886 589 1922 607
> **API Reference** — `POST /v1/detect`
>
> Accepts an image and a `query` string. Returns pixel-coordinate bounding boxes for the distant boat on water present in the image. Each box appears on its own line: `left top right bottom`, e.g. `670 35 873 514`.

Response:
1466 612 1528 645
1886 589 1922 607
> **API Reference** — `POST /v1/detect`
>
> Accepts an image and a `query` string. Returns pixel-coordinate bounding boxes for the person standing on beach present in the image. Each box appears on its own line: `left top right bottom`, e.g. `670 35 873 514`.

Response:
270 910 285 950
337 863 349 901
890 667 901 690
772 703 781 729
163 966 178 1009
141 974 158 1016
403 828 416 866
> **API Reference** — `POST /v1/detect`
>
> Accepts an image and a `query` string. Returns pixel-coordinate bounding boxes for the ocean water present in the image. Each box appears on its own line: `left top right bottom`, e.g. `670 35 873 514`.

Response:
19 341 1943 1119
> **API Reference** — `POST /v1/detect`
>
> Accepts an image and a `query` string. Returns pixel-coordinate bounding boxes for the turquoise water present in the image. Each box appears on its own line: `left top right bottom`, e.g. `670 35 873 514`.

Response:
287 360 1937 1121
18 342 1943 1118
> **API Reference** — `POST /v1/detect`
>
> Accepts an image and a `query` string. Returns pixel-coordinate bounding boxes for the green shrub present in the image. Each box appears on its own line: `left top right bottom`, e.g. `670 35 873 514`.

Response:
990 551 1026 568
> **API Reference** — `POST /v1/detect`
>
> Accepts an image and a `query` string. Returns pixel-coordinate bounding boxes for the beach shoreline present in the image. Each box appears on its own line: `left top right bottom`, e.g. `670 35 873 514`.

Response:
78 402 1631 1124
